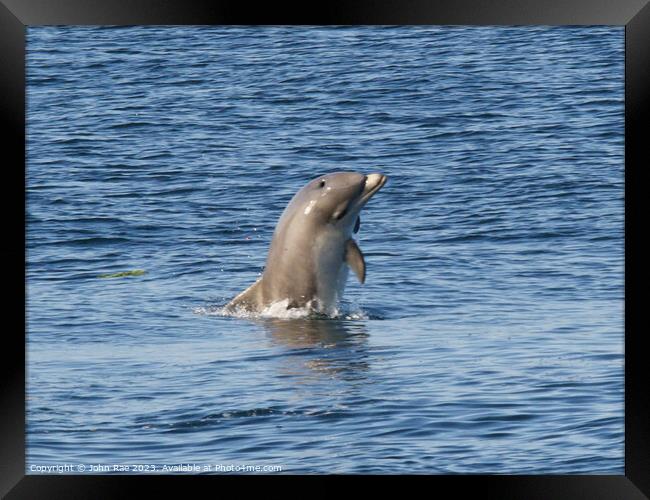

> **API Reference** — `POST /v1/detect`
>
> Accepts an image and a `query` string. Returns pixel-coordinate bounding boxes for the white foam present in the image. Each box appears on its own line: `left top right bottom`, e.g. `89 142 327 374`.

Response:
193 300 371 320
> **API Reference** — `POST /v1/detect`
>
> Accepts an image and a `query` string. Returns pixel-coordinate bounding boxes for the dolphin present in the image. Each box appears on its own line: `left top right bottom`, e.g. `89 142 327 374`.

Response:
225 171 387 315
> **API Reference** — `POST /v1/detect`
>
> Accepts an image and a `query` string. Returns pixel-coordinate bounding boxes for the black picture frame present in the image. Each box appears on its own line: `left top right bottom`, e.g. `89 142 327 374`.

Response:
1 1 647 497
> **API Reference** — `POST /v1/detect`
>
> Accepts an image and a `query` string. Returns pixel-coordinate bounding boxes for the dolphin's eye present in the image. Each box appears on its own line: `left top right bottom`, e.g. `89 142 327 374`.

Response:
319 180 326 188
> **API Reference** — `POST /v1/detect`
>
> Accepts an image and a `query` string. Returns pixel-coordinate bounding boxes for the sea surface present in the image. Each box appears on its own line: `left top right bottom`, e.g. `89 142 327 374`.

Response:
26 26 624 474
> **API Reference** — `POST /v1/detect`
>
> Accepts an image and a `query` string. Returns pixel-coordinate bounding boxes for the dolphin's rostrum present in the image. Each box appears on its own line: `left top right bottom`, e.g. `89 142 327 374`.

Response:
225 171 387 315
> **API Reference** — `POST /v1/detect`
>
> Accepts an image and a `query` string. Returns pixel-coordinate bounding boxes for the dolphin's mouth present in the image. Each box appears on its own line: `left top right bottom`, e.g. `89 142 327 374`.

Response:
359 173 387 205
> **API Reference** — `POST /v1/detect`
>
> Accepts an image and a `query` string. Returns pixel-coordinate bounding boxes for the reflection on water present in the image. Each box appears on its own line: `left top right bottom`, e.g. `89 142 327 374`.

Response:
261 318 370 380
261 318 368 348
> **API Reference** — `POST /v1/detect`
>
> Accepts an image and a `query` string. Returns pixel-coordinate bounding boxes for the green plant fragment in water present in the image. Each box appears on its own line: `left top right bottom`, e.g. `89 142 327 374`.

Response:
98 270 146 279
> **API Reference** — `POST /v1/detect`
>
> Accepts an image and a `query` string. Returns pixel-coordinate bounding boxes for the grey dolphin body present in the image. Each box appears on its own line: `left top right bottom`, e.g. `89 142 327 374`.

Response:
225 171 387 315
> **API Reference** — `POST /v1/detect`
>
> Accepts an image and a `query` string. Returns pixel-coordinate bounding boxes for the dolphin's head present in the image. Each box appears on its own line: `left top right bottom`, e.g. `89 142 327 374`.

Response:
296 171 388 232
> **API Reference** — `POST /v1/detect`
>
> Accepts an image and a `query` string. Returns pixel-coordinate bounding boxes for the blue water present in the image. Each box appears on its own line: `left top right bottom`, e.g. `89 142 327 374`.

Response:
26 26 624 474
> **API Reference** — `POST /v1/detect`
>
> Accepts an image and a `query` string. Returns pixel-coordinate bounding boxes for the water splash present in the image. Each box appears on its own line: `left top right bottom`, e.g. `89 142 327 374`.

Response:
193 299 373 320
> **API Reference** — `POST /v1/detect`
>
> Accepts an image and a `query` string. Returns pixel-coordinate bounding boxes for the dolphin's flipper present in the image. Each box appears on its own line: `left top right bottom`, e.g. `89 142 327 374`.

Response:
345 239 366 284
354 216 361 234
226 277 263 311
